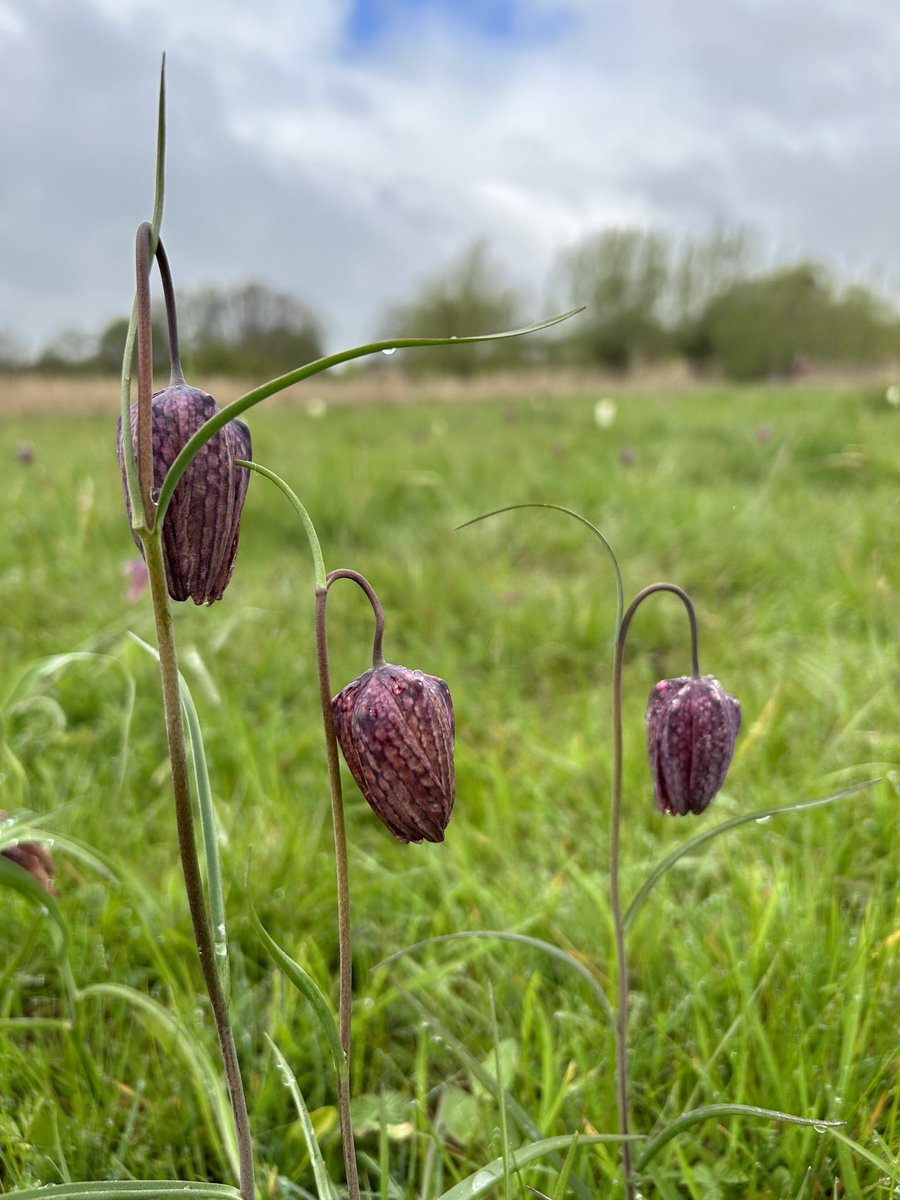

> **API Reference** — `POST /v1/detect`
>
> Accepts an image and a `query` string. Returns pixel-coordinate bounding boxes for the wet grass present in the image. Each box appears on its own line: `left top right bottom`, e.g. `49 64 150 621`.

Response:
0 382 898 1196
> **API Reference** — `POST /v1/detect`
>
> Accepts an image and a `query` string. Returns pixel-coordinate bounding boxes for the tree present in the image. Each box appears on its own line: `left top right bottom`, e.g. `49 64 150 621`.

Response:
0 332 27 372
93 314 170 376
691 263 897 379
180 282 323 378
381 242 526 376
557 228 673 369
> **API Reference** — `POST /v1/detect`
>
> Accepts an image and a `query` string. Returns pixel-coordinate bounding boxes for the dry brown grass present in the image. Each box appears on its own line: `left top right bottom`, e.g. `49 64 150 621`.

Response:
0 366 690 418
1 359 894 418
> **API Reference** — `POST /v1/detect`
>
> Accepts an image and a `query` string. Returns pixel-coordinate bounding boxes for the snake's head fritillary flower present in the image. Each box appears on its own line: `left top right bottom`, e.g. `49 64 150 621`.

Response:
117 384 251 604
332 664 455 843
646 675 741 815
0 812 56 895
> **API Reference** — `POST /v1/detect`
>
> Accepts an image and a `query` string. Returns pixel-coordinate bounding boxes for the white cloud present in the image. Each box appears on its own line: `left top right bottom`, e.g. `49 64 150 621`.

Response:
2 0 900 356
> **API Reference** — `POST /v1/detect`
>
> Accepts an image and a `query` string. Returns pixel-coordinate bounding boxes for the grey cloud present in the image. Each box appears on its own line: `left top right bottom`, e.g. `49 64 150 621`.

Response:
3 0 900 358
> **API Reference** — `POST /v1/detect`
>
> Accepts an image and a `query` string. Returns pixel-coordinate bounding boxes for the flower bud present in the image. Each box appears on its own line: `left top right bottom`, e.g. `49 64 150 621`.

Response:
0 812 56 895
117 383 252 605
646 675 741 815
332 664 455 843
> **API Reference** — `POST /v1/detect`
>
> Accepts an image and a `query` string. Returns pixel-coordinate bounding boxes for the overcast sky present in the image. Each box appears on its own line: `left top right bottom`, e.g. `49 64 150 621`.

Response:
3 0 900 358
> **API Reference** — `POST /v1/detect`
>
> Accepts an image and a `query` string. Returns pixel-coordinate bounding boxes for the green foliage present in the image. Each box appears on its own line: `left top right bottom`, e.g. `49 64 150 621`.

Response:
22 283 323 381
687 262 900 379
180 283 323 378
94 315 171 378
556 228 900 379
9 228 900 382
382 242 527 376
557 228 674 369
0 385 898 1194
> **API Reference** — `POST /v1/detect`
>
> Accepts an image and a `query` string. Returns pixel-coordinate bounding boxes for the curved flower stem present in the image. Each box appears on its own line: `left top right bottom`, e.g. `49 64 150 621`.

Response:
143 530 254 1198
134 222 156 532
234 460 326 588
457 502 625 642
315 584 362 1200
611 581 698 1199
235 462 361 1196
154 236 184 386
326 568 386 668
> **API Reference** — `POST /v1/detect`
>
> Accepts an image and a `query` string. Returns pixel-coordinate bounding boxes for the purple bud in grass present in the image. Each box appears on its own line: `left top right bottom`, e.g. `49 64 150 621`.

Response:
332 664 455 843
646 675 741 815
117 384 251 605
0 811 56 895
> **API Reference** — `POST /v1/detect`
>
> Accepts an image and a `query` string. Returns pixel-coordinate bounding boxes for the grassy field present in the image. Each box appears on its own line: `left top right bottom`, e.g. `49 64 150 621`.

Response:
0 376 898 1197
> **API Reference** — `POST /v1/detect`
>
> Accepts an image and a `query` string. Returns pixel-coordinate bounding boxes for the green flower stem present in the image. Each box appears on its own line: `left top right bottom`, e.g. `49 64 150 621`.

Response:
155 236 185 386
119 58 166 531
232 461 325 588
325 569 385 668
314 584 361 1200
456 502 625 640
235 461 360 1195
610 581 699 1200
142 531 254 1199
135 222 156 533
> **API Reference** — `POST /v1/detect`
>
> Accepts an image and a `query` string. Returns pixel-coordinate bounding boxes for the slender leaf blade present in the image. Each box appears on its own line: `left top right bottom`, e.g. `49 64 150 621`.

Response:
252 905 344 1077
266 1035 339 1200
624 781 879 930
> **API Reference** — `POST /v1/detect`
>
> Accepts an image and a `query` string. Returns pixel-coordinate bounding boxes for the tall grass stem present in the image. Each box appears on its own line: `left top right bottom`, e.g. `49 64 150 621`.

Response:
314 584 362 1200
143 531 254 1198
611 582 699 1198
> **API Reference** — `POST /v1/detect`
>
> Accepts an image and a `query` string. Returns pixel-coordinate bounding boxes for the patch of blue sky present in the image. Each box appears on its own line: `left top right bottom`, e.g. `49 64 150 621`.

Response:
345 0 576 52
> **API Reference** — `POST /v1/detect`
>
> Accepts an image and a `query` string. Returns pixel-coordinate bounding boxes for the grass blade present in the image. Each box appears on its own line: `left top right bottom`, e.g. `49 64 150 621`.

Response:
828 1127 898 1179
129 633 228 984
634 1103 844 1172
435 1133 641 1200
403 993 607 1200
0 852 69 962
266 1034 339 1200
251 904 344 1078
374 929 614 1029
3 651 136 798
78 982 239 1179
624 781 879 931
487 983 512 1200
2 1184 242 1199
549 1132 580 1199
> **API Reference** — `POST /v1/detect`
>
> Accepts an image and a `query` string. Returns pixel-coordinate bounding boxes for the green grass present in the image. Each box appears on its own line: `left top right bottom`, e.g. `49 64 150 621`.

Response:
1 382 898 1197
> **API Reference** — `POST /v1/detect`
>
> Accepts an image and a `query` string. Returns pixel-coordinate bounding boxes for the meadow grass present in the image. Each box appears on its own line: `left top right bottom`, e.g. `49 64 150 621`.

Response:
0 380 897 1197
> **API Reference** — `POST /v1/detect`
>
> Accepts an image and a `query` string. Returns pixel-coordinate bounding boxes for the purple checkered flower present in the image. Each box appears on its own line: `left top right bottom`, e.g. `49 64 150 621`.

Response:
117 384 251 605
646 675 741 815
333 664 455 843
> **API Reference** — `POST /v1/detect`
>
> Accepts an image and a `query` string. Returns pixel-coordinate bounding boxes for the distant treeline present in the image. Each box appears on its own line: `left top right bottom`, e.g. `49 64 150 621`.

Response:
5 228 900 381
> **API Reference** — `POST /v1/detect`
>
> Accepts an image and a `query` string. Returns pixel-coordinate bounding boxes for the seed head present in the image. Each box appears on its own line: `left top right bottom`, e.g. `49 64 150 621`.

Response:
117 384 251 605
646 675 741 815
332 664 455 843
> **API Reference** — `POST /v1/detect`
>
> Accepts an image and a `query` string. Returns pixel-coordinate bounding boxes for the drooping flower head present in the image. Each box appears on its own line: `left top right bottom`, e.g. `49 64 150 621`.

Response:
646 675 741 815
332 664 455 843
117 383 251 605
0 812 56 895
